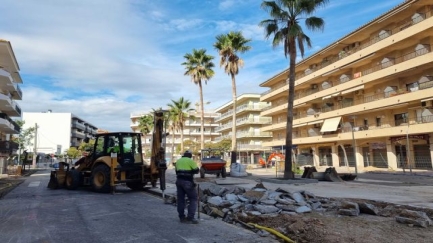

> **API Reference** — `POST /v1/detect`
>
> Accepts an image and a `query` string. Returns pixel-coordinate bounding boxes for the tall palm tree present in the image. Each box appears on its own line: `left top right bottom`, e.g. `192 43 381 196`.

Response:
137 114 154 157
260 0 328 179
182 49 215 151
167 97 195 153
213 31 251 165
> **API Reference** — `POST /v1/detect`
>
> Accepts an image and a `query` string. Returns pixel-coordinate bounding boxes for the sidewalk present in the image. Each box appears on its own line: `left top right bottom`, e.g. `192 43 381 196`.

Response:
154 167 433 209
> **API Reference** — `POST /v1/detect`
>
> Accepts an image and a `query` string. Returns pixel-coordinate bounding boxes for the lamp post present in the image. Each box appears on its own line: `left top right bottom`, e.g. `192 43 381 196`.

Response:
351 116 358 176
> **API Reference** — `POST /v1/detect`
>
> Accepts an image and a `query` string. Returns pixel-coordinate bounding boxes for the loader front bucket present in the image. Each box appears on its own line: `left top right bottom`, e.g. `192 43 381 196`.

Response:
47 162 70 189
47 171 59 189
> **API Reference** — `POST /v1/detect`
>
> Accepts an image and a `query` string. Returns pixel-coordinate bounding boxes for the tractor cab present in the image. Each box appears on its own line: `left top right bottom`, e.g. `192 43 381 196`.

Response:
89 132 143 167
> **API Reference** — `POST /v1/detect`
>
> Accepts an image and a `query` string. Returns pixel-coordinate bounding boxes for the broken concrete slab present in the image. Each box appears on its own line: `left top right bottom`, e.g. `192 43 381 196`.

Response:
359 202 379 215
396 209 433 228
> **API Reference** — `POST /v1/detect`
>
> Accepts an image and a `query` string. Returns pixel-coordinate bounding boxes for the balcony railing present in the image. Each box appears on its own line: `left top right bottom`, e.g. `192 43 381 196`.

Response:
0 141 19 152
237 117 272 125
0 113 20 133
236 132 272 138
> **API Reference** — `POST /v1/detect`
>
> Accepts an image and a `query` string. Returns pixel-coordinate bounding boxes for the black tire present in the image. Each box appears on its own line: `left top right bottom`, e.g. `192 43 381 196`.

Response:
91 164 111 193
65 170 82 190
199 167 205 178
126 181 144 191
221 167 227 178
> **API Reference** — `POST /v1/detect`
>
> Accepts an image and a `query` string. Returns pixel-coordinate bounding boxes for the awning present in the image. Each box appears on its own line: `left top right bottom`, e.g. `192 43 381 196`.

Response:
341 85 364 95
320 117 342 133
294 102 307 108
421 97 433 102
308 120 323 125
293 123 306 128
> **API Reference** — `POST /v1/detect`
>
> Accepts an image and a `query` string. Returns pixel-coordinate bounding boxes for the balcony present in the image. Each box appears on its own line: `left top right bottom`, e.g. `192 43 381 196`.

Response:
236 132 272 138
215 123 232 132
0 140 19 153
214 110 233 122
72 121 86 130
0 69 22 100
71 131 85 139
0 93 21 117
237 117 272 126
0 113 20 134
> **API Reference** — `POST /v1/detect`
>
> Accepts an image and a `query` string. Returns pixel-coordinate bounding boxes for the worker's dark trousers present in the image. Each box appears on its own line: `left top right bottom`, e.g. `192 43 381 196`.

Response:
176 179 198 219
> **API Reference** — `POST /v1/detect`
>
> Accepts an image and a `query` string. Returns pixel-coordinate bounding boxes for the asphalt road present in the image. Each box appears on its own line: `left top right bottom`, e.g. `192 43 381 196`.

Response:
0 170 278 243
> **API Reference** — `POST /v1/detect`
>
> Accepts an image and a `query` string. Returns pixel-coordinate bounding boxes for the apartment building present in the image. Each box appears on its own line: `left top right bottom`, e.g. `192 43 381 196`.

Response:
0 40 22 174
260 0 433 171
130 110 220 162
22 112 98 154
214 94 272 164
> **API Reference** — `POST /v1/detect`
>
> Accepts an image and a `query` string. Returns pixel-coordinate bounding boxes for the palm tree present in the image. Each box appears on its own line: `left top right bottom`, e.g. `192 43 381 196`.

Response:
260 0 328 179
213 31 251 165
137 114 154 157
182 49 215 151
167 97 195 153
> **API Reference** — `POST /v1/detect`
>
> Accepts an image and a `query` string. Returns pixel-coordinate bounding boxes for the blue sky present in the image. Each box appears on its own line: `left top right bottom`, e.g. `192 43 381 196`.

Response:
0 0 403 132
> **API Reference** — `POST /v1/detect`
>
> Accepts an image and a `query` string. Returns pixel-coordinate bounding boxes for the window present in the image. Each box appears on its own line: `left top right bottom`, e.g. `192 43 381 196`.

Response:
406 82 419 92
394 113 408 126
376 117 382 127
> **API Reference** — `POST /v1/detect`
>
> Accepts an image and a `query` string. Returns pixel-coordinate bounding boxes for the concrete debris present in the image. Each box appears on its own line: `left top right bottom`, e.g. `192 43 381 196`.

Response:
338 201 360 216
359 202 379 215
395 209 433 228
295 206 312 213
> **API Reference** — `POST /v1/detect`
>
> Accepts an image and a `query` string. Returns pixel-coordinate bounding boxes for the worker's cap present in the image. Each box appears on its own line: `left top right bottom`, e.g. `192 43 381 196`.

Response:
183 150 192 158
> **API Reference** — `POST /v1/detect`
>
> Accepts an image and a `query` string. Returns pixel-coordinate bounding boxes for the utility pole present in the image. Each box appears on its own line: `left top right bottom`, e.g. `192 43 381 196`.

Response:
32 123 38 169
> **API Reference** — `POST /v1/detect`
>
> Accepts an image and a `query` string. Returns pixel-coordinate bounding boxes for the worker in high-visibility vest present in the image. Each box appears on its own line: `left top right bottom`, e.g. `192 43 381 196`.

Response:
175 150 199 224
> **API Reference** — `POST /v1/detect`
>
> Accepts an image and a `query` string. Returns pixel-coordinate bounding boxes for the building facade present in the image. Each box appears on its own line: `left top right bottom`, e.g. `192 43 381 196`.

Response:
0 40 22 174
22 112 98 155
260 1 433 171
214 94 272 164
130 110 220 163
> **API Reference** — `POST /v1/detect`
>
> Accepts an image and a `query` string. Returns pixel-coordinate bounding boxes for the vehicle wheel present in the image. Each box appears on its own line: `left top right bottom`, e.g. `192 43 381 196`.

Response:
221 167 227 178
65 170 82 190
91 164 111 193
199 167 205 178
126 182 144 191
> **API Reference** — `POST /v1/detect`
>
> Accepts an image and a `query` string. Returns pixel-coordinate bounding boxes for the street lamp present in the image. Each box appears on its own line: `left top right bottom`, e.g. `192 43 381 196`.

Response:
350 116 358 176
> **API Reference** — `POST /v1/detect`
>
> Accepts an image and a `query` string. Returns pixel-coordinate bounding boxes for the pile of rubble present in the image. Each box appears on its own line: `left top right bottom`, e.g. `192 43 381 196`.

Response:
167 181 433 239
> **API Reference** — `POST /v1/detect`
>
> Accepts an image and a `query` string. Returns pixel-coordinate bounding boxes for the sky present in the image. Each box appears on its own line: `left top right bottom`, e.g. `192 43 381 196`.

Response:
0 0 403 132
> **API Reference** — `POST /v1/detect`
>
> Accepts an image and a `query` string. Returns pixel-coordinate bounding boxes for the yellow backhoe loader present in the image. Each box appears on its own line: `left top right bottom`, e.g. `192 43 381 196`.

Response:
47 110 168 193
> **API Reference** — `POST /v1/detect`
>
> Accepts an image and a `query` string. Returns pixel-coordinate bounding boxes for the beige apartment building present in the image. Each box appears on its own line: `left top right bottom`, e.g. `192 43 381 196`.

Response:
214 94 272 164
130 110 219 163
260 0 433 171
0 40 22 174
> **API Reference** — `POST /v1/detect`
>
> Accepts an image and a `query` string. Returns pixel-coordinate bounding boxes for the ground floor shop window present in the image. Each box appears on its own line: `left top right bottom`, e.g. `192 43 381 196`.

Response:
338 145 355 167
318 147 332 166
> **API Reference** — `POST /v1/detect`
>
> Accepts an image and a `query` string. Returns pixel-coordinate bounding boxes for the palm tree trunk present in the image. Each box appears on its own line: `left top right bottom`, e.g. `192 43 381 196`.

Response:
199 81 205 150
171 130 175 165
180 127 184 153
230 73 237 164
284 39 296 179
